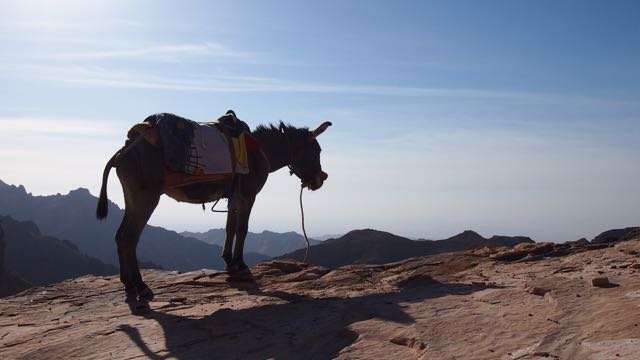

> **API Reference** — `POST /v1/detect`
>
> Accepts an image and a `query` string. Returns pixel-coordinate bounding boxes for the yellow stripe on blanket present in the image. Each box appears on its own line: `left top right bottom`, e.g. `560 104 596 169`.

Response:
232 133 249 167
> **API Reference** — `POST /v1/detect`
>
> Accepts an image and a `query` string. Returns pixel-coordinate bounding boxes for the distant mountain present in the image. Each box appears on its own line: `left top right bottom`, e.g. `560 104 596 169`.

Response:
279 229 535 268
418 230 535 253
313 233 344 241
182 229 321 257
591 227 640 244
0 215 116 288
0 180 269 272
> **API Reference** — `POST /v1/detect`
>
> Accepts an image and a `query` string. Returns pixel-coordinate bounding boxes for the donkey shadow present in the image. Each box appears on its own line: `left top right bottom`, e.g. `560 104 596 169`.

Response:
118 273 497 360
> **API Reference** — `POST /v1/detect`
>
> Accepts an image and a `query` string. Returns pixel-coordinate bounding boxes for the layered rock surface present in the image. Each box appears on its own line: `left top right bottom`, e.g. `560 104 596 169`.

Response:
1 236 639 359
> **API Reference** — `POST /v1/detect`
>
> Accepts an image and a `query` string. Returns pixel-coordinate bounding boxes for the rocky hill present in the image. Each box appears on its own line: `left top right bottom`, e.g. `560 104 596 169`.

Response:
0 180 268 271
0 222 31 297
2 234 638 359
279 229 535 268
182 229 321 257
0 215 117 287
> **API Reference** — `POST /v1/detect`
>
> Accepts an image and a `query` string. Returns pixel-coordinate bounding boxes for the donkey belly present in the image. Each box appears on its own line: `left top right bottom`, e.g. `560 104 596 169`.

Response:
164 182 230 204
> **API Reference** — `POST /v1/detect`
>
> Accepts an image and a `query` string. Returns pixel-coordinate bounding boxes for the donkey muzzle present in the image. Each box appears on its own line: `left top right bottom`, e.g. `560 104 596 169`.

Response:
305 171 328 191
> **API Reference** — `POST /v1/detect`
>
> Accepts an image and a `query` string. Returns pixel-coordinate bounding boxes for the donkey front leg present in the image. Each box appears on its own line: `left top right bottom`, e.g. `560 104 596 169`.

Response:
221 210 237 271
232 198 255 272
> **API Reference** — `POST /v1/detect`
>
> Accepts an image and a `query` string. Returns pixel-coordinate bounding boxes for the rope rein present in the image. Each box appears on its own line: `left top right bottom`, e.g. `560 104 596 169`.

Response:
285 127 311 263
299 186 310 263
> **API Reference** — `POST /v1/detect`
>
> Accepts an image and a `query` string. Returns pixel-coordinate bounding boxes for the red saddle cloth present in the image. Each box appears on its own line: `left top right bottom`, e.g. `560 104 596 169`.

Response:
243 133 261 151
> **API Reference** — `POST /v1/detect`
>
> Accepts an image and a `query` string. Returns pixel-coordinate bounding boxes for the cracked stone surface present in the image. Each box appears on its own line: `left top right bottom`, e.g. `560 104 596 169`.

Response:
1 237 639 359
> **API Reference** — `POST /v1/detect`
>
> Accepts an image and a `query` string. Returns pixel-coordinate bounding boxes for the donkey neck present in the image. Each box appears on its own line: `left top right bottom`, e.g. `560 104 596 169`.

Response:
252 128 294 173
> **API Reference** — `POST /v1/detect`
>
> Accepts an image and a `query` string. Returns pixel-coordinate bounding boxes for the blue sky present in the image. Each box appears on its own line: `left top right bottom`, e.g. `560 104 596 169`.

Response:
1 0 639 241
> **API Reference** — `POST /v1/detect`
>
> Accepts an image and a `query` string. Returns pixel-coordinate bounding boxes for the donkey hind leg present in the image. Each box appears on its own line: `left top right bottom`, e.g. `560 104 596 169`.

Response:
116 191 160 302
115 214 136 301
221 210 237 271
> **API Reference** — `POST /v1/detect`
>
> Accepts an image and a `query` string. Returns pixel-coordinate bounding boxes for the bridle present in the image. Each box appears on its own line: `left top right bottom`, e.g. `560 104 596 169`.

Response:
281 120 332 263
281 125 313 262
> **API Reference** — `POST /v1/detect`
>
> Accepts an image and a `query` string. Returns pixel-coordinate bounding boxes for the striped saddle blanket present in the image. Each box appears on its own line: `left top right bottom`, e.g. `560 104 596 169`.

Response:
128 113 260 188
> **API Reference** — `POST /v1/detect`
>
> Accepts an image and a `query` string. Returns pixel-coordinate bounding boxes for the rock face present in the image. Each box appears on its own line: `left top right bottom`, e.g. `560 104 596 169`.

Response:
2 234 638 359
279 229 534 268
0 220 4 270
0 215 117 287
592 227 640 244
0 219 31 297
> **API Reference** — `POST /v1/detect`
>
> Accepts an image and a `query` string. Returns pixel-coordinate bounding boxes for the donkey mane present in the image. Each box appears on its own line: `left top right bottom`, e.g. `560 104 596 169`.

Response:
253 121 310 137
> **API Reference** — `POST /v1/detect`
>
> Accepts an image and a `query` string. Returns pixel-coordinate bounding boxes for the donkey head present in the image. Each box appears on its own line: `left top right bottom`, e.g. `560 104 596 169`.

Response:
286 121 332 191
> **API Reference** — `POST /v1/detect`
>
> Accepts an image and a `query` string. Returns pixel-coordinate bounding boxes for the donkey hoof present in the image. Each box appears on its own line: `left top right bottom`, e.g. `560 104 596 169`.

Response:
138 286 155 301
127 300 150 315
233 260 248 272
223 257 234 272
125 292 138 304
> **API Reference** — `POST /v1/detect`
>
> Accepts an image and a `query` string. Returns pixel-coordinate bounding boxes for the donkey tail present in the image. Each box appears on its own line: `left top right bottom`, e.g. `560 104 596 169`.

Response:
96 151 120 220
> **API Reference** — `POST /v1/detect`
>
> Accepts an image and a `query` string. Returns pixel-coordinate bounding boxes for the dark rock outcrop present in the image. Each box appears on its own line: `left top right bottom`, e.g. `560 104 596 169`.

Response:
0 215 117 287
0 219 31 297
592 227 640 244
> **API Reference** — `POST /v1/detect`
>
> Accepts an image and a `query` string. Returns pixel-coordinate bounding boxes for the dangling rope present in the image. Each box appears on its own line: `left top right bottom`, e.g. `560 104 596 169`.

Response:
299 186 311 263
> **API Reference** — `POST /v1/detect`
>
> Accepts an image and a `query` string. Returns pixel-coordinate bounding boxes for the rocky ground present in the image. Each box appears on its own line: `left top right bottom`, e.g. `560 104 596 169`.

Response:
1 236 639 359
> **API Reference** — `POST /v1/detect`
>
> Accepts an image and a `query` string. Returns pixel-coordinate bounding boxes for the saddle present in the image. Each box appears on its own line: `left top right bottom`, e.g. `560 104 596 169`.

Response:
128 111 260 188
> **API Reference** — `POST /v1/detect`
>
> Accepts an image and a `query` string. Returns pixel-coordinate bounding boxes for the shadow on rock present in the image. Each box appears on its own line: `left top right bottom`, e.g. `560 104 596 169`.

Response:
118 271 492 360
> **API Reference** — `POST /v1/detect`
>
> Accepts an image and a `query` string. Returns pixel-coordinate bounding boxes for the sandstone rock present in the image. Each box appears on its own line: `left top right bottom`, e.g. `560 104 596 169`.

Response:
630 264 640 270
1 239 639 360
571 238 590 247
390 336 427 350
544 292 558 307
525 284 547 296
591 277 610 287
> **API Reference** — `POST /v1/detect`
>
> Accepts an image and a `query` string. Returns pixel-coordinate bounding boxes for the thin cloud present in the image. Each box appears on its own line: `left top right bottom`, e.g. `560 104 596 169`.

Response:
0 62 627 107
49 42 253 61
8 19 145 31
0 117 122 136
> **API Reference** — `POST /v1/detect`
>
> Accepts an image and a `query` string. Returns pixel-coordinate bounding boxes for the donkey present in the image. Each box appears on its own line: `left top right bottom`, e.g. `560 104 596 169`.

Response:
96 114 331 301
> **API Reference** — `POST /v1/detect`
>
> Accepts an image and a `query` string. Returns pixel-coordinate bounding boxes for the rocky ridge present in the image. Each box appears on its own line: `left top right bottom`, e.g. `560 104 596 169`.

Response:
280 228 535 267
0 180 268 271
1 236 639 359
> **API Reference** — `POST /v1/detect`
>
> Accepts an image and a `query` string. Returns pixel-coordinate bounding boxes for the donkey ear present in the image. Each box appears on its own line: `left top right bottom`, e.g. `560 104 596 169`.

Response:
310 121 332 140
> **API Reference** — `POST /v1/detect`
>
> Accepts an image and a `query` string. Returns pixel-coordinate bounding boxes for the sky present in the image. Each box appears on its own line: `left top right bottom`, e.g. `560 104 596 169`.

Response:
0 0 639 242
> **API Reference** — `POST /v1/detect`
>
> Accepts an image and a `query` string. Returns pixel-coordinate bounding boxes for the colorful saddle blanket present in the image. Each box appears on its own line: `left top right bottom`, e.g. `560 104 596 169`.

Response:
129 113 260 188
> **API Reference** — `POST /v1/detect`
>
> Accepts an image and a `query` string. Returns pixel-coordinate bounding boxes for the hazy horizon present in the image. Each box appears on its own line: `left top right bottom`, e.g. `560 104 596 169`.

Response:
1 1 639 243
0 178 634 243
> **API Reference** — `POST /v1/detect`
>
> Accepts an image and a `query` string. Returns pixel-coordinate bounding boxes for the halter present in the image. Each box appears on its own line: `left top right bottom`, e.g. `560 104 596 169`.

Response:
281 125 304 181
